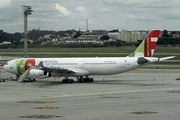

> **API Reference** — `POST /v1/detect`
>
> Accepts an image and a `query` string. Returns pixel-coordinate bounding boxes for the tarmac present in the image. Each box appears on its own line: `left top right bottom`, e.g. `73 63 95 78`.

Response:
0 66 180 120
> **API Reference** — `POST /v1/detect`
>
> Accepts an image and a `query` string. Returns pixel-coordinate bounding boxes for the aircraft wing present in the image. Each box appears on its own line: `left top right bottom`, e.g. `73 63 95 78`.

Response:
37 61 91 76
37 61 73 73
0 57 21 65
0 56 23 61
0 57 17 61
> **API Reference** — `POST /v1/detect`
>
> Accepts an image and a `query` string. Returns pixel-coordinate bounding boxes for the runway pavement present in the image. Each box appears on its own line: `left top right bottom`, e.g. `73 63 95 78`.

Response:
0 67 180 120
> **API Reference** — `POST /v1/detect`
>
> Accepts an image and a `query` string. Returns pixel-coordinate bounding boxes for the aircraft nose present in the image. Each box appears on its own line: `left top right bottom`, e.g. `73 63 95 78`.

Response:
3 64 8 71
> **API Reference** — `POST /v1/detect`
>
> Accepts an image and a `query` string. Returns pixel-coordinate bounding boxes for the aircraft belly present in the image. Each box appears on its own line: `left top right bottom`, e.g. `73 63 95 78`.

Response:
84 65 120 75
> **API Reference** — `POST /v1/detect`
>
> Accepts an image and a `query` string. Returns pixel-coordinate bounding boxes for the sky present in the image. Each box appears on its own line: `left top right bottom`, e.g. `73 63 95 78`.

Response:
0 0 180 33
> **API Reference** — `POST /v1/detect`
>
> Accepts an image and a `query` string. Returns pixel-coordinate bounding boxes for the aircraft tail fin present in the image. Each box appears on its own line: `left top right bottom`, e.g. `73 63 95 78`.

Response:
128 30 160 57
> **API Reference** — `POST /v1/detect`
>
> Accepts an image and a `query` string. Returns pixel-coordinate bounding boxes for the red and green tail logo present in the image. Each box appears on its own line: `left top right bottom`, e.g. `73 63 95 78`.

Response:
129 30 160 57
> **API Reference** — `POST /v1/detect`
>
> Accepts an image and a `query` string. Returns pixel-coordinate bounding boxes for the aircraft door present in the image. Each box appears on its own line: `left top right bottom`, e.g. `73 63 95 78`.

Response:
81 61 84 68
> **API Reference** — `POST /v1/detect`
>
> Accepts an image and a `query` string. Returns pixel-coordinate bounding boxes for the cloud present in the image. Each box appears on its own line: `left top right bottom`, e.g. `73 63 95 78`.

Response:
99 8 108 13
0 0 11 8
55 3 72 17
1 0 180 33
75 6 87 17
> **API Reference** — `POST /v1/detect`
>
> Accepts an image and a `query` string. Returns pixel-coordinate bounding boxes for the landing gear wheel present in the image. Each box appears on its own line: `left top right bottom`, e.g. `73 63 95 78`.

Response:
33 78 36 82
90 78 94 82
62 79 66 83
81 78 94 82
78 78 83 83
70 79 74 83
62 79 74 83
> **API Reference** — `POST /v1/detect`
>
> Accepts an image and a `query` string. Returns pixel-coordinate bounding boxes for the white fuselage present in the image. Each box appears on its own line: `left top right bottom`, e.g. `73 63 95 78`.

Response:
3 57 141 76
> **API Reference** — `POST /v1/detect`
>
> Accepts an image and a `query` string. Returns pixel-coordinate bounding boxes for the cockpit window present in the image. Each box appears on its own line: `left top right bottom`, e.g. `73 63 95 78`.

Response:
5 63 8 65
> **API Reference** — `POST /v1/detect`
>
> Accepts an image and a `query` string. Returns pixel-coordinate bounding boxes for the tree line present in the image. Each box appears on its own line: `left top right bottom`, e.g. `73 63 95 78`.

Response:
157 30 180 46
0 29 180 49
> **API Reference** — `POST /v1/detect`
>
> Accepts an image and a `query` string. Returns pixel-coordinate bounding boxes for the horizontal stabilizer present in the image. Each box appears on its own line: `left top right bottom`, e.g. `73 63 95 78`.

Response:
137 57 159 65
158 56 176 61
137 57 149 65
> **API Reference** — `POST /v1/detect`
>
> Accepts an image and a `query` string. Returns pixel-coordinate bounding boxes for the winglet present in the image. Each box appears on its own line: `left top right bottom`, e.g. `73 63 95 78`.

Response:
128 30 160 57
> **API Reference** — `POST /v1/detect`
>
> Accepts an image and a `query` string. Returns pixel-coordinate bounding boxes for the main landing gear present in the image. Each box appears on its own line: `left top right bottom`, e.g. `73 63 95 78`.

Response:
62 71 74 83
77 76 94 83
62 79 74 83
61 76 94 83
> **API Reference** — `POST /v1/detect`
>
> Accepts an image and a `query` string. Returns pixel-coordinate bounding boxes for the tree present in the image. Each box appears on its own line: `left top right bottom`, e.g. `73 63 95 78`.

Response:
100 35 110 40
109 29 118 32
162 29 169 37
170 38 179 46
135 40 143 47
157 30 172 46
74 31 82 38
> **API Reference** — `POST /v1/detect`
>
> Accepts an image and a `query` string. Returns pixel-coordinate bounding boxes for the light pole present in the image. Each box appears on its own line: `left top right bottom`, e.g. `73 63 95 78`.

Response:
86 19 88 32
23 6 33 58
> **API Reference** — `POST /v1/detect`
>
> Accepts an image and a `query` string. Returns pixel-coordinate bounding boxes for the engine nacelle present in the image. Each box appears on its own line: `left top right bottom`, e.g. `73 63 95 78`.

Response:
29 69 46 77
46 72 52 77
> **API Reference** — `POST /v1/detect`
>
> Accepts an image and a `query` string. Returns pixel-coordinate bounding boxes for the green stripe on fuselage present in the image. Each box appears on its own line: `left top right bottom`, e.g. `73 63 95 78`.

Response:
15 59 26 75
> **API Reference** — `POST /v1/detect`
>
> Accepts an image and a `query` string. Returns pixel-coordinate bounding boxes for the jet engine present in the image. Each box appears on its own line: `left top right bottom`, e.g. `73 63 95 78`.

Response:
29 69 48 77
46 72 52 77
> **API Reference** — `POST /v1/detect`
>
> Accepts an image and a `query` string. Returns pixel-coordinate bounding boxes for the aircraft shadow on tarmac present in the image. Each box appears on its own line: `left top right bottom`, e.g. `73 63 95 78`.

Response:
90 80 163 86
31 79 162 87
32 80 64 86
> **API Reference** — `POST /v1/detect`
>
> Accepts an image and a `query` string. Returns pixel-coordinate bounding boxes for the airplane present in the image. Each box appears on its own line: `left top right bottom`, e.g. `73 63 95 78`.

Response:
3 30 175 83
